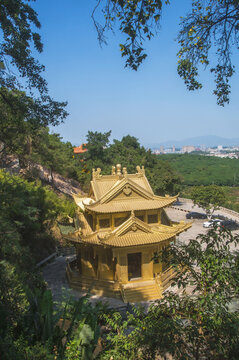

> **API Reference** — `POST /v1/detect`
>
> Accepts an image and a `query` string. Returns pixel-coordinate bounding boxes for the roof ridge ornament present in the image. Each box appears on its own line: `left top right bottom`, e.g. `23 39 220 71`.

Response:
116 164 122 175
98 232 110 241
136 165 145 176
92 168 102 179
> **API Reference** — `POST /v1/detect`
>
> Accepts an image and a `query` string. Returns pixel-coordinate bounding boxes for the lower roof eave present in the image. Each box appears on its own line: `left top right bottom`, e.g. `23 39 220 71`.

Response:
175 223 192 234
102 236 176 249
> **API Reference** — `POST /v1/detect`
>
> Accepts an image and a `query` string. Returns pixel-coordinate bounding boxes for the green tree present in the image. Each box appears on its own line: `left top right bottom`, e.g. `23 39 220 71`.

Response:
0 1 67 122
121 135 141 150
0 1 67 160
0 170 76 260
177 0 239 106
30 127 76 182
190 184 226 218
101 228 239 359
92 0 166 71
93 0 239 105
85 130 112 162
0 90 46 169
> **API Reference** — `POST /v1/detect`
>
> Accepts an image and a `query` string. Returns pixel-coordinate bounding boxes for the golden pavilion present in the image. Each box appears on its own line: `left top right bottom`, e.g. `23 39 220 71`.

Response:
64 164 191 303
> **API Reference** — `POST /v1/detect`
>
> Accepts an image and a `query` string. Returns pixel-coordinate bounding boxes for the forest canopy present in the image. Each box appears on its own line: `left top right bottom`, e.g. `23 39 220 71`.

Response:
160 153 239 187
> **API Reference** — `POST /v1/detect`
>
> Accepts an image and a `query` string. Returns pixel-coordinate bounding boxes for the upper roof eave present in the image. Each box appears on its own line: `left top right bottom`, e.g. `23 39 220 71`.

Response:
84 196 177 213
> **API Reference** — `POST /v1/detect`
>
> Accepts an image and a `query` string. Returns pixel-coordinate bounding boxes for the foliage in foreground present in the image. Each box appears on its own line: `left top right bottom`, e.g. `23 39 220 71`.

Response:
0 169 102 359
0 288 107 360
100 227 239 360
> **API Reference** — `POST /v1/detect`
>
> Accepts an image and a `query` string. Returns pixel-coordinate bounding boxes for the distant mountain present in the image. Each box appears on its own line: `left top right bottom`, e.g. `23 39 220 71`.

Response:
148 135 239 149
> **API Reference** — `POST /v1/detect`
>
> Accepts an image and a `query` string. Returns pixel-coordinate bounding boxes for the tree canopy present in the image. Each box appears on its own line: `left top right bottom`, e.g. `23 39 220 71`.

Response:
94 0 239 105
0 0 67 140
85 130 112 162
177 0 239 106
190 184 226 217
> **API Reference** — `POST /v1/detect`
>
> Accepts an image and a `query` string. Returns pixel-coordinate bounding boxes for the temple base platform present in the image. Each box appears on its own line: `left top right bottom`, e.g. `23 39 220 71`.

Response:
66 260 174 303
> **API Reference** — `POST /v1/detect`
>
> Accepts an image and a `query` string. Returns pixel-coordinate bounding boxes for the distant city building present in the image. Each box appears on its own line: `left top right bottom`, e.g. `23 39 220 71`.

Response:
217 145 223 151
160 145 164 154
153 149 160 155
172 145 175 153
182 145 195 153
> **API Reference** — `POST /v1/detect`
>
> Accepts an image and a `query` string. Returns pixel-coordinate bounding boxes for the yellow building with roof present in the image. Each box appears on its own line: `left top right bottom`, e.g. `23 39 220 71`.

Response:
64 164 191 303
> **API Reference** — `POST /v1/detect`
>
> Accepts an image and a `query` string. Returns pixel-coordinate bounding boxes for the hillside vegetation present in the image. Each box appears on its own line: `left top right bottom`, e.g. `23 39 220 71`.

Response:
160 154 239 187
2 126 182 196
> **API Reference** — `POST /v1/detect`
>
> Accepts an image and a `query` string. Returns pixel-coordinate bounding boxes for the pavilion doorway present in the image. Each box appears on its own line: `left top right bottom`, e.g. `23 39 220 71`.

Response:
128 253 141 280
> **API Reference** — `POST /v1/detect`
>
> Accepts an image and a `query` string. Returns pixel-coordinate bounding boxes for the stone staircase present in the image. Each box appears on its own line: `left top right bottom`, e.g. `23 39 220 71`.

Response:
120 280 161 303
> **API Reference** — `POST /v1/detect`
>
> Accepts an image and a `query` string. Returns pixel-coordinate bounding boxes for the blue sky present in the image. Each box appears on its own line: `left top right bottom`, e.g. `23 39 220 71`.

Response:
33 0 239 146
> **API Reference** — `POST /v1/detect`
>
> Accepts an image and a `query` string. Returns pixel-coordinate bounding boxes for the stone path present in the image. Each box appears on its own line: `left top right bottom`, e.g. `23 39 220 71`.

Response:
42 255 126 309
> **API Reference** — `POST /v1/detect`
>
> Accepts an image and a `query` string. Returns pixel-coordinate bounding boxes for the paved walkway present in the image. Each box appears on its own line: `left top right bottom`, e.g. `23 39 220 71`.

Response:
42 255 127 308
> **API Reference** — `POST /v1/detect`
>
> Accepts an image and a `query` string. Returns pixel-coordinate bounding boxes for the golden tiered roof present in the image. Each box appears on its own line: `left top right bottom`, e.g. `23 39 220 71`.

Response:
74 164 178 214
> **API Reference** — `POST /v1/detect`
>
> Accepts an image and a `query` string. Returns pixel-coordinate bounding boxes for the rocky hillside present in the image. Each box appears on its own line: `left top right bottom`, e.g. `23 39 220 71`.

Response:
1 154 85 198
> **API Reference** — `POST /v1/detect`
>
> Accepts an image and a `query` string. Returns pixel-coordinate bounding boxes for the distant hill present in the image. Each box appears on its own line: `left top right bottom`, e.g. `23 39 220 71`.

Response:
148 135 239 149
